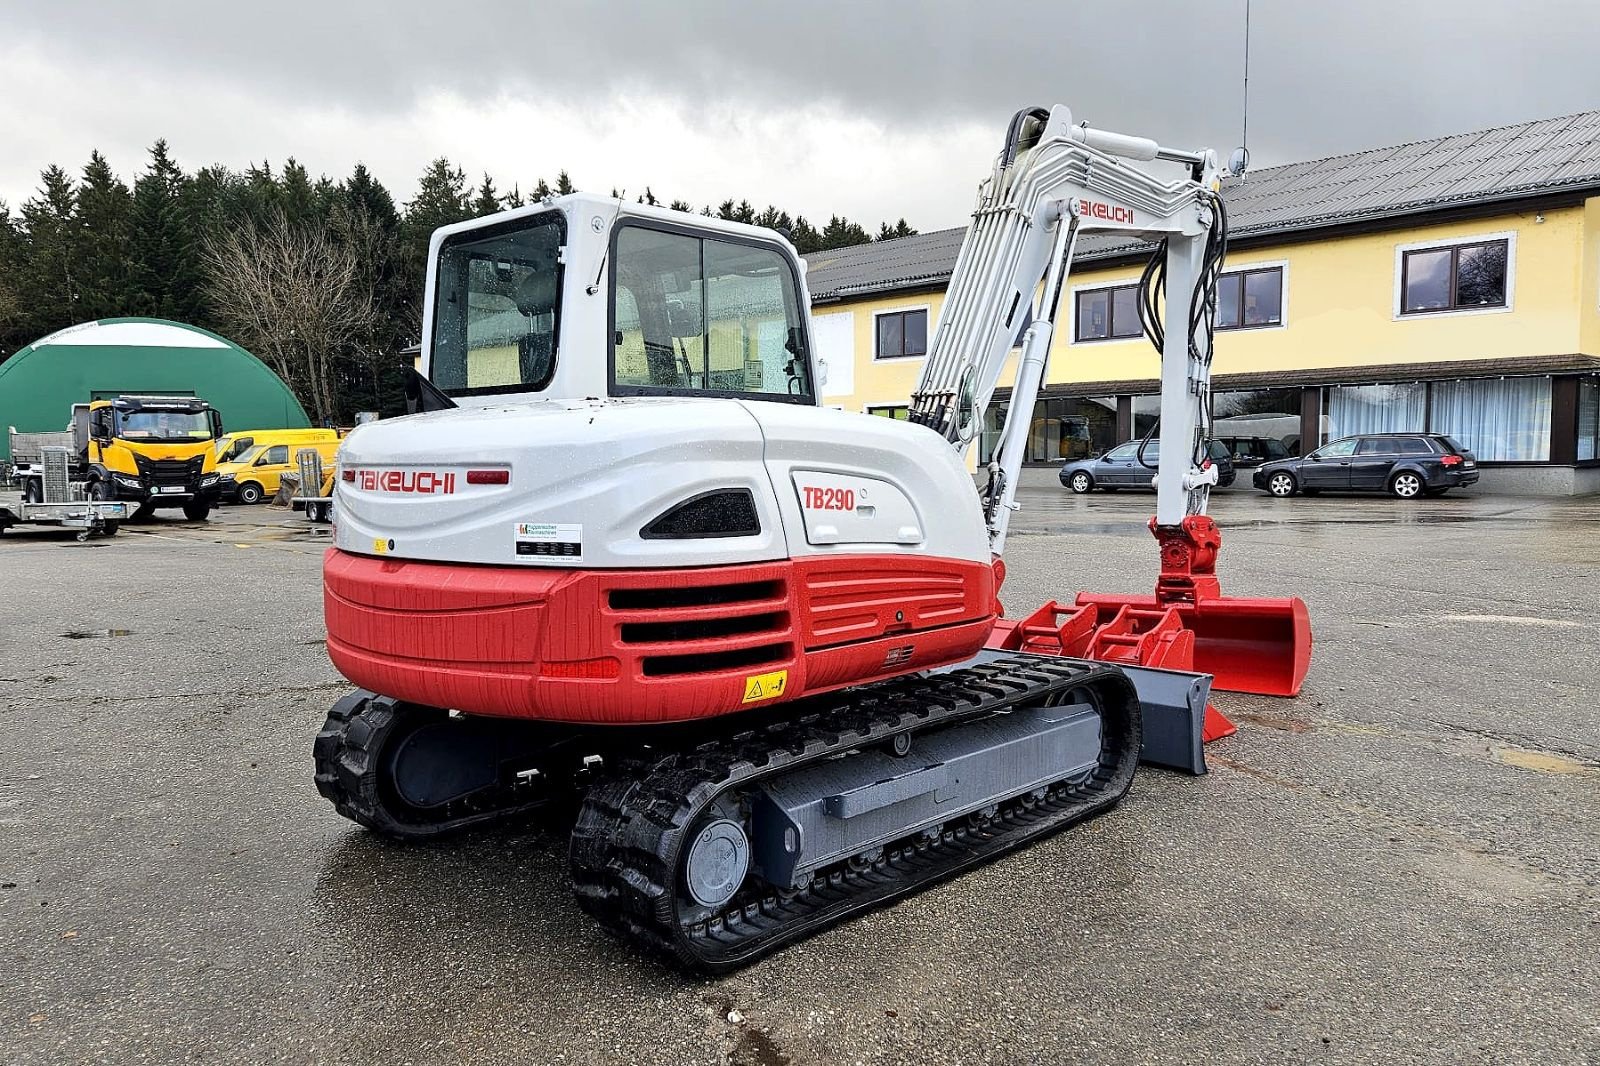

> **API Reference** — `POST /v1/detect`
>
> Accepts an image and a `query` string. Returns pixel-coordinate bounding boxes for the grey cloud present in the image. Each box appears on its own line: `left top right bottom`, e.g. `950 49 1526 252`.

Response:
4 0 1600 209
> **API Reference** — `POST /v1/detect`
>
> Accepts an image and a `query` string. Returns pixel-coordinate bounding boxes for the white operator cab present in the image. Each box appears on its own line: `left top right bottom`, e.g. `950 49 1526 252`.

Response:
335 196 989 571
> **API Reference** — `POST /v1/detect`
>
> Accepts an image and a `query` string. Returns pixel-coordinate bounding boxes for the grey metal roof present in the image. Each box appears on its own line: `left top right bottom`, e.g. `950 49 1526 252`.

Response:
805 109 1600 302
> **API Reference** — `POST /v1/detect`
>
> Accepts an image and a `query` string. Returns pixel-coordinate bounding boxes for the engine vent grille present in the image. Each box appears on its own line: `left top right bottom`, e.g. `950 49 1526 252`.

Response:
609 580 781 611
641 489 760 540
620 611 786 645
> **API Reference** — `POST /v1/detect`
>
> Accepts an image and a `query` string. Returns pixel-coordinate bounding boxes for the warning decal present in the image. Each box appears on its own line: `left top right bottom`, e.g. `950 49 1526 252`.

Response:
741 669 789 704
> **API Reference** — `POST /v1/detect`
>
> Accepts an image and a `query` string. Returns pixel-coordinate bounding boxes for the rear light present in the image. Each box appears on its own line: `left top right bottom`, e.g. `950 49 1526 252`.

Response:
1440 454 1462 466
466 469 510 485
340 469 355 482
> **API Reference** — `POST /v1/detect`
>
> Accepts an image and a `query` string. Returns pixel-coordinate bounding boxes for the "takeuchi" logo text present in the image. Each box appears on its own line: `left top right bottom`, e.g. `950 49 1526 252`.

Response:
358 469 457 494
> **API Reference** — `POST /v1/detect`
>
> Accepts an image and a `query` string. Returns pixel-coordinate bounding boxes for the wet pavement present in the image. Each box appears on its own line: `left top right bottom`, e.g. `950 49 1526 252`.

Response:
2 489 1597 1065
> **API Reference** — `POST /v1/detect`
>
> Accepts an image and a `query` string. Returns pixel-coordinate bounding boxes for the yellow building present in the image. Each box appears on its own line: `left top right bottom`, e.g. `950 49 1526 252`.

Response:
803 110 1600 495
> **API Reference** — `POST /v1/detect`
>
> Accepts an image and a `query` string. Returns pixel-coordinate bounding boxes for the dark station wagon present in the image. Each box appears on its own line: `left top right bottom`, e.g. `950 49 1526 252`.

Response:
1252 433 1479 498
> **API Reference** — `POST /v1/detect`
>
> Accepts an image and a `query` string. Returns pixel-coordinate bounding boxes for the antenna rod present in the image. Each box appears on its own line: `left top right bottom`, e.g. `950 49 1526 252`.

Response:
1241 0 1252 153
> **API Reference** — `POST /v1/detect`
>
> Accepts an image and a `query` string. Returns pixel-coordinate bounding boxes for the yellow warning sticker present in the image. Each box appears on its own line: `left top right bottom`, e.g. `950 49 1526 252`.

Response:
741 669 789 704
373 538 388 555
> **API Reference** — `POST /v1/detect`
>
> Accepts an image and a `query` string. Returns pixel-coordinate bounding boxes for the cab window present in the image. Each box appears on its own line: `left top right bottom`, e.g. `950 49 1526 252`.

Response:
1355 438 1394 455
257 445 289 466
610 223 813 402
431 211 565 397
1315 439 1359 458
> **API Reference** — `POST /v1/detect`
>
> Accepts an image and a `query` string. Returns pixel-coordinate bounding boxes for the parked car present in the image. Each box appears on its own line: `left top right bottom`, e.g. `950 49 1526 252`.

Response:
216 439 340 504
1215 434 1292 467
1252 433 1478 498
1060 439 1236 493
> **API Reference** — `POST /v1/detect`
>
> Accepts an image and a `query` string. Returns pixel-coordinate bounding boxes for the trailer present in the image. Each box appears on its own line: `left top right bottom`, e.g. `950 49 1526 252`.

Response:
0 443 127 539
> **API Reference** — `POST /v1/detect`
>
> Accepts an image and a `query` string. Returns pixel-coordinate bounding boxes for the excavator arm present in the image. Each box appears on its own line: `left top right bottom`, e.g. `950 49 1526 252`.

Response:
924 105 1309 700
910 105 1227 553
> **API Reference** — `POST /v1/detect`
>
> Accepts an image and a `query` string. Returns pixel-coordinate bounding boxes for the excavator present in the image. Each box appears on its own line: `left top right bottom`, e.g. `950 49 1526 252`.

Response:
313 105 1311 972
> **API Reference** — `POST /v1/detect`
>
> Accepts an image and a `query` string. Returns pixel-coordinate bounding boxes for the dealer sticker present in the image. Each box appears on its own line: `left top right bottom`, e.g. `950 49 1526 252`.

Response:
514 522 582 559
741 669 788 704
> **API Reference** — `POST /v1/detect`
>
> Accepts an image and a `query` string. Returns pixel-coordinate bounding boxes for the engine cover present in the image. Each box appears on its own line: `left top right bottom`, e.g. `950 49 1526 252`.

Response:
333 397 989 571
323 396 1000 722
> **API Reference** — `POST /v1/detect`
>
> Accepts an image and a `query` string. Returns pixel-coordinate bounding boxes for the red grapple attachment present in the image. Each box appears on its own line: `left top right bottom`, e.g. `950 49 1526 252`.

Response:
990 514 1311 739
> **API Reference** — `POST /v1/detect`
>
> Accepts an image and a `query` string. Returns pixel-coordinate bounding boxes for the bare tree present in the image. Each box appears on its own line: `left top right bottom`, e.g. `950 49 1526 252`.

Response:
202 209 379 424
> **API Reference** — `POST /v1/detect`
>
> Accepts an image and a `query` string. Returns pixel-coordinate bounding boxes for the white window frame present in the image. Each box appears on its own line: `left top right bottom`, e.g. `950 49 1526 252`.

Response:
871 304 933 361
1215 258 1290 331
1393 231 1517 321
1067 280 1143 346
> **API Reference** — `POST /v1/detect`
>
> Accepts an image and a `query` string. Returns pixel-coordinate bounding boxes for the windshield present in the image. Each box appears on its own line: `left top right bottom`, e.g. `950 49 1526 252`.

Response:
611 223 813 402
218 436 253 462
117 409 214 442
431 211 566 397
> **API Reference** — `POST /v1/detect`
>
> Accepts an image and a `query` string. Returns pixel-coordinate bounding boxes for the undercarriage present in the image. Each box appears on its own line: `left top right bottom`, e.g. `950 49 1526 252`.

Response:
314 655 1140 972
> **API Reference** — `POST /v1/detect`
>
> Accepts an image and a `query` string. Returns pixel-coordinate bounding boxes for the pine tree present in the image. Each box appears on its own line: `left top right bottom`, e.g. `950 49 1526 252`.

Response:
472 173 501 217
555 170 575 195
74 151 134 319
343 163 398 228
788 215 823 253
532 178 552 200
504 184 525 209
668 199 694 213
20 165 83 330
128 139 197 320
640 186 658 207
819 215 870 250
278 159 317 225
0 200 25 358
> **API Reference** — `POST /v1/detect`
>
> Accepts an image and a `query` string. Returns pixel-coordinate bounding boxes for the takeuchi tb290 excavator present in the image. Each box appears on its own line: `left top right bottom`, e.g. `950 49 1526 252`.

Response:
313 105 1312 972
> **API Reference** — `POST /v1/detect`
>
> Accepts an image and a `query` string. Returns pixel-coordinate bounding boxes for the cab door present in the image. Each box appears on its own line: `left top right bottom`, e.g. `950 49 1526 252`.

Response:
251 444 292 494
1096 443 1141 486
1301 438 1356 489
1349 437 1399 490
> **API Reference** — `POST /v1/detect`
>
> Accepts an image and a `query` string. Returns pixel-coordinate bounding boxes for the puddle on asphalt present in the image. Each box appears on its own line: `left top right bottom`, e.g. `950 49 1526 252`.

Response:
62 629 133 640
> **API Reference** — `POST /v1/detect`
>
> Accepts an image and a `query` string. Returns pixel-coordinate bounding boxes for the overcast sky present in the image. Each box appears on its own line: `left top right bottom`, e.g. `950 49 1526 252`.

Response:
3 0 1599 230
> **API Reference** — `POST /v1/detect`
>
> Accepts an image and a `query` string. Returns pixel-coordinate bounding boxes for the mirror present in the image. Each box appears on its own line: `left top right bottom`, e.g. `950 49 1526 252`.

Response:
954 369 978 442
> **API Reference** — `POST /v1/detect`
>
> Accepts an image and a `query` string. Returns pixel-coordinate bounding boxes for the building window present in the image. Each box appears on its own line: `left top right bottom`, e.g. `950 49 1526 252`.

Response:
1323 383 1427 442
1400 239 1509 314
1074 285 1141 342
978 396 1118 464
1215 267 1283 329
1132 394 1160 441
874 309 928 359
1578 377 1599 462
1430 376 1550 462
866 405 909 420
1211 388 1302 460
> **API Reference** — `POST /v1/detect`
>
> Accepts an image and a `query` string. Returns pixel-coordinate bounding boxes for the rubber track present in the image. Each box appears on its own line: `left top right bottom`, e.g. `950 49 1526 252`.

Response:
312 692 551 839
568 656 1141 973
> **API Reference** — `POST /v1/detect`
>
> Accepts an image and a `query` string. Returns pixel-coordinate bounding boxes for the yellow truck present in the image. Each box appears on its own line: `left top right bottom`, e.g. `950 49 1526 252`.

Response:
71 396 224 521
217 437 340 505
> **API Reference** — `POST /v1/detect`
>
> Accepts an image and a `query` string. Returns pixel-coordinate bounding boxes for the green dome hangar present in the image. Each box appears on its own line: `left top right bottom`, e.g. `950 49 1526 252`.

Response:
0 318 309 461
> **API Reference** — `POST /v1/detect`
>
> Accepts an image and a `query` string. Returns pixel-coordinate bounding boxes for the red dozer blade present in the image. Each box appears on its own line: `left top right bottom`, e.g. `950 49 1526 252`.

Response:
990 515 1311 738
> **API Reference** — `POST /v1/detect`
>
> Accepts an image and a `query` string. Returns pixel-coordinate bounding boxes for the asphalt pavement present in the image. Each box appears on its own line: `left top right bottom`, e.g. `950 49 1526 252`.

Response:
1 486 1597 1065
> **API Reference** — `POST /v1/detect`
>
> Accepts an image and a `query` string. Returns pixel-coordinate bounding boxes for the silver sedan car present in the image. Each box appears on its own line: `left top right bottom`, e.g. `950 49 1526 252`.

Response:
1058 439 1236 493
